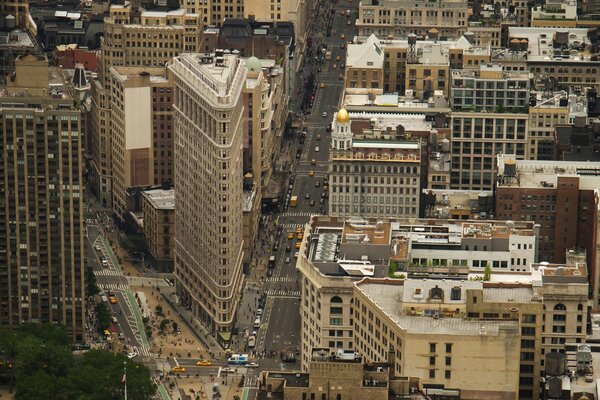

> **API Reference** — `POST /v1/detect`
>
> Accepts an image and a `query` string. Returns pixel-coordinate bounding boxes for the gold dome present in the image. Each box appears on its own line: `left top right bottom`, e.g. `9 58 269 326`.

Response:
336 108 350 123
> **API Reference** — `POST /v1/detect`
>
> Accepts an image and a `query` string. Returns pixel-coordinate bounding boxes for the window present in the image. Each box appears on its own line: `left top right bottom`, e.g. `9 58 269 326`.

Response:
330 307 343 315
429 356 436 366
430 286 443 300
445 356 451 366
445 370 451 379
445 343 452 353
330 318 343 326
554 303 566 311
429 343 437 353
331 296 343 303
450 287 461 301
429 369 435 379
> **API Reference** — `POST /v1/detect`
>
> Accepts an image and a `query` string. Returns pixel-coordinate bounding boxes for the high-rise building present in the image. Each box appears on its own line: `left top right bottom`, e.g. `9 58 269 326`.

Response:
108 66 174 221
169 52 246 334
0 55 85 342
89 4 200 211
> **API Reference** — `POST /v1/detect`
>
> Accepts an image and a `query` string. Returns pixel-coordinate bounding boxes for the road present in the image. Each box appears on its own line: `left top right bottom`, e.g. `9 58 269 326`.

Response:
236 0 359 385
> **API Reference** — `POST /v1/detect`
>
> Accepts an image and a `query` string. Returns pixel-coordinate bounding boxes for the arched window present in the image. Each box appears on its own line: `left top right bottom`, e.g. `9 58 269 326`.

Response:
578 303 583 311
554 303 566 311
331 296 343 304
430 286 443 300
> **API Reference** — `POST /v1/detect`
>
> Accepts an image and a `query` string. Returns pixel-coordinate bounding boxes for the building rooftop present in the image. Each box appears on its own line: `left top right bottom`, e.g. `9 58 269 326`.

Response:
508 27 594 62
342 219 391 246
343 90 450 112
356 279 520 335
346 111 432 132
451 64 530 80
496 154 600 189
170 52 246 102
142 189 174 210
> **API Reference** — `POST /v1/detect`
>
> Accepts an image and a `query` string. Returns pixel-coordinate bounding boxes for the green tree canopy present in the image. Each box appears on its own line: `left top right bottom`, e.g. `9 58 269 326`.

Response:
0 324 156 400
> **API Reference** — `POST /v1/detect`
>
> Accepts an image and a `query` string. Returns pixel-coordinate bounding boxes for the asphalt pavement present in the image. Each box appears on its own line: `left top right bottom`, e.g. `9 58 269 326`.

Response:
234 0 359 384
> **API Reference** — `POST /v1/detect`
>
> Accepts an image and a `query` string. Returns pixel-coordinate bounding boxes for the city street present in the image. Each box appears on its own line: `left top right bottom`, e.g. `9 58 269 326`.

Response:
235 0 359 385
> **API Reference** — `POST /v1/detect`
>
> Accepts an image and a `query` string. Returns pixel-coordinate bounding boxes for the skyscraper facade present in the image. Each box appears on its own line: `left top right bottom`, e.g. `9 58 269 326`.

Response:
0 55 85 342
169 52 246 334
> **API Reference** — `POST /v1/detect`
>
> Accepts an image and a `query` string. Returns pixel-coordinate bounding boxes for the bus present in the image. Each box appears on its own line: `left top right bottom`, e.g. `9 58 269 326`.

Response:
228 353 249 365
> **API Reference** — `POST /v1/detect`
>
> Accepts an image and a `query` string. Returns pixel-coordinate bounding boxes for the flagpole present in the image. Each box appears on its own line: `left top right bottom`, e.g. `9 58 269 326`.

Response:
124 361 127 400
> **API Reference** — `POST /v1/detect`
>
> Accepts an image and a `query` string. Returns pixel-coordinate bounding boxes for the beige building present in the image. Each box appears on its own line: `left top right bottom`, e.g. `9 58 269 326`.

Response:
89 4 200 210
0 55 85 342
109 67 174 221
328 109 424 219
141 188 174 272
345 34 490 98
298 216 589 400
259 349 428 400
356 0 468 39
182 0 242 25
169 52 246 336
527 92 571 160
0 0 29 29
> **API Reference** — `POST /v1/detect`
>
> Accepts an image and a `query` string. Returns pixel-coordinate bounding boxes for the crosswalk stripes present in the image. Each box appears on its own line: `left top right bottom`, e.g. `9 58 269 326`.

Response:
267 276 297 283
266 289 301 297
280 223 304 229
281 212 313 217
100 283 128 290
132 345 151 357
245 376 258 387
94 269 123 277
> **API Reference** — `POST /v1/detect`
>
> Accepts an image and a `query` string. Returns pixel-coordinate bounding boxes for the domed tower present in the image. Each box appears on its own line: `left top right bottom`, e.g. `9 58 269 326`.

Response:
332 108 352 150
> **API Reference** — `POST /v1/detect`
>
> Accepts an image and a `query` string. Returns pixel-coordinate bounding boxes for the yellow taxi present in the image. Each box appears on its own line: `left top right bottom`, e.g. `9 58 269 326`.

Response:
340 33 346 39
295 242 302 249
172 366 186 373
319 82 326 88
109 296 117 304
296 227 303 234
311 159 316 165
335 55 341 61
297 233 303 240
196 360 212 366
316 133 321 140
308 170 314 177
287 232 294 240
332 64 337 70
340 10 345 16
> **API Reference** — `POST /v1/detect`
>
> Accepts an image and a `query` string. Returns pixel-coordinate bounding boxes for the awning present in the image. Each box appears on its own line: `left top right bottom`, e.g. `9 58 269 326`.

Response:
218 331 231 342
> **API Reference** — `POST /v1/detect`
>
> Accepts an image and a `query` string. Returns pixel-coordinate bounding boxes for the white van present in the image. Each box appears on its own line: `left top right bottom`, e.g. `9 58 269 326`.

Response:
253 317 261 328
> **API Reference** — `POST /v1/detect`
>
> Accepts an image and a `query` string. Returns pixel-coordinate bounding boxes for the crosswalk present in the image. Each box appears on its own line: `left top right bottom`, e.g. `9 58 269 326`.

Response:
100 283 129 290
131 345 152 357
279 223 305 229
281 212 313 217
245 375 258 387
267 276 297 283
266 289 301 297
95 269 123 277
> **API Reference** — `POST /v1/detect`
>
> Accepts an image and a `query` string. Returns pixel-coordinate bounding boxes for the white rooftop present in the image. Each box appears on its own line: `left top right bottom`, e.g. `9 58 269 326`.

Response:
346 34 384 69
508 27 593 62
142 189 174 210
348 111 432 132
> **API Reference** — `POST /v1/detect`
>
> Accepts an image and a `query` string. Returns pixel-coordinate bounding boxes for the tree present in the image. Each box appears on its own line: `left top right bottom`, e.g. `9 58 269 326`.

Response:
172 322 178 332
0 325 156 400
86 266 100 296
95 303 112 331
159 319 170 333
155 304 163 316
483 262 492 281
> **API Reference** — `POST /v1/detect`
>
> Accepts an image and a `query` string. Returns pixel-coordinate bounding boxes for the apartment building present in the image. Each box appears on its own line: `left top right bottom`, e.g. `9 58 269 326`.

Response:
450 64 530 113
499 27 600 89
356 0 468 39
530 0 578 28
328 109 424 219
345 34 490 98
181 0 242 25
0 55 85 342
169 52 246 335
109 66 174 221
0 29 37 86
495 154 600 282
353 254 588 400
259 349 429 400
528 91 572 160
450 112 528 190
141 188 174 272
89 4 200 210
